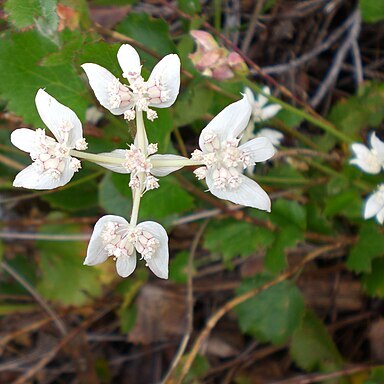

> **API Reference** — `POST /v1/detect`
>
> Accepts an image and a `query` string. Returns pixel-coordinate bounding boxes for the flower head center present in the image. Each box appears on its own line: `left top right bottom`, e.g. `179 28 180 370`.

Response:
101 221 160 263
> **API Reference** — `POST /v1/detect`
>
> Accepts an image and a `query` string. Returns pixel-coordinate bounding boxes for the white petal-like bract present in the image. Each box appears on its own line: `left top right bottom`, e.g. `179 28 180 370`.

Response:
116 255 137 278
84 215 128 266
95 149 129 174
239 137 275 164
10 128 37 153
137 221 169 279
150 154 187 176
147 54 181 108
206 172 271 211
35 89 83 147
199 95 251 150
117 44 142 79
13 159 75 190
81 63 133 115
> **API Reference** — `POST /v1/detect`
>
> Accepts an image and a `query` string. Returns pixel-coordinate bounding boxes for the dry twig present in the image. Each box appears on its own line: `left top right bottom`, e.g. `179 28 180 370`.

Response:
170 243 344 383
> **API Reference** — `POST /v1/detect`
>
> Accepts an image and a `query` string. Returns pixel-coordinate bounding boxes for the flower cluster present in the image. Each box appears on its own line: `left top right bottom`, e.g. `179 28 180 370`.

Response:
82 44 180 121
11 89 88 190
10 42 278 279
189 30 248 80
350 132 384 224
191 95 275 211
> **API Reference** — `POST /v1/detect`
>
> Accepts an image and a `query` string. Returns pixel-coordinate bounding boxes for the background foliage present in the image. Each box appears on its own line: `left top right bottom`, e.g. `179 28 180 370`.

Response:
0 0 383 383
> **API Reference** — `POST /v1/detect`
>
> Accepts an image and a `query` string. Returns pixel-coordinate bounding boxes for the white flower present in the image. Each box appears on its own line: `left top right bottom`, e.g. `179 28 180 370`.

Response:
256 128 284 148
350 132 384 174
82 44 181 122
94 143 187 193
244 86 282 123
84 215 169 279
191 95 275 211
10 89 87 190
364 184 384 224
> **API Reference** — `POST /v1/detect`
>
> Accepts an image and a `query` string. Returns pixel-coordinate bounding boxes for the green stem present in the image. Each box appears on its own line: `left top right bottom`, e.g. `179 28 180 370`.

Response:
214 0 221 30
130 109 147 226
130 182 142 227
69 150 123 165
136 110 147 153
244 79 353 144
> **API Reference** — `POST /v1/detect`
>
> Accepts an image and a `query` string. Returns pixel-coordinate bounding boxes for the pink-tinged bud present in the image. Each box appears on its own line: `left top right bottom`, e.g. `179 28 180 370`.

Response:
189 30 248 80
212 65 234 80
227 52 248 75
190 30 219 51
196 50 222 70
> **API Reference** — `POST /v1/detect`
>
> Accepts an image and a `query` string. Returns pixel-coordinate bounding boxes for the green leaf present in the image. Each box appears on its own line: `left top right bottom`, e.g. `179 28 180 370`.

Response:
361 258 384 297
360 0 384 23
5 0 59 43
177 0 201 15
347 222 384 273
74 40 122 75
42 178 98 211
365 367 384 384
324 189 362 218
235 275 305 344
5 0 57 29
140 176 194 220
264 199 305 272
116 13 176 68
265 226 303 273
40 30 96 67
262 164 307 186
306 203 333 235
169 251 189 284
5 0 40 28
174 80 213 127
290 310 343 371
37 221 102 306
328 82 384 137
0 30 88 126
117 274 146 333
203 219 275 263
145 109 174 152
270 198 307 230
98 173 132 218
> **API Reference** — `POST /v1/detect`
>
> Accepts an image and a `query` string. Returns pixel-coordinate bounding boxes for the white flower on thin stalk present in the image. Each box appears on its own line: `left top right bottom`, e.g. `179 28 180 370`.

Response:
350 132 384 174
95 143 187 193
244 86 282 123
10 89 88 190
364 184 384 224
191 95 275 211
84 215 169 279
82 44 180 122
